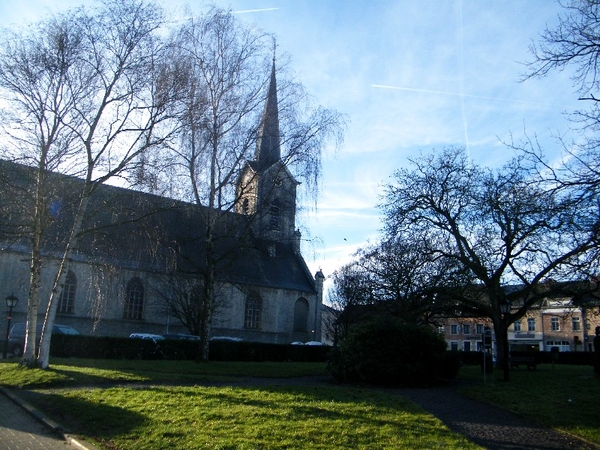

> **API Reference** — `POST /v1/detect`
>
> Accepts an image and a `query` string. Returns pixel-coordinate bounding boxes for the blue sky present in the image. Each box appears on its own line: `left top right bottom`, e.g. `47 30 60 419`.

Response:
0 1 582 285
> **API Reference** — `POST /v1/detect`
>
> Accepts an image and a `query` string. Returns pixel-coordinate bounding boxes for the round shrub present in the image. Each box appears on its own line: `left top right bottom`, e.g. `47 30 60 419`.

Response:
327 316 459 386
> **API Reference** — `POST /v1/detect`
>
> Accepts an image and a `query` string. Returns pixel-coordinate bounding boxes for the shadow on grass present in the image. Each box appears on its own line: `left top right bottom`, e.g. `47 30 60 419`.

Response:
18 389 147 443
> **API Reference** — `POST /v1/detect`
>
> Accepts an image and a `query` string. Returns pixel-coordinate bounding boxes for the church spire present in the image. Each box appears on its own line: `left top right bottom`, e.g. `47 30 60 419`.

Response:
255 56 281 170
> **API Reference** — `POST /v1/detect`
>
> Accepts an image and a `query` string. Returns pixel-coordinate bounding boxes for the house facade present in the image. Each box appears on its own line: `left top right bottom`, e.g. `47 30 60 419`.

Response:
440 297 600 354
0 64 324 348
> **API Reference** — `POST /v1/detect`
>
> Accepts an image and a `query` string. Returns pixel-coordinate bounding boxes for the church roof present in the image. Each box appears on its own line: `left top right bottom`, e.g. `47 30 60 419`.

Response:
0 160 316 293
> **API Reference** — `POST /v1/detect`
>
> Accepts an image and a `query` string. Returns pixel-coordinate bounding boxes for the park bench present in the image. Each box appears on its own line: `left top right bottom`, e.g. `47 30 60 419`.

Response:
510 355 537 370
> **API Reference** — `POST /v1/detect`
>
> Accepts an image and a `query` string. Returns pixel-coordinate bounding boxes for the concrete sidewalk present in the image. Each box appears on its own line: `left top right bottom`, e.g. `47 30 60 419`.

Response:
0 387 94 449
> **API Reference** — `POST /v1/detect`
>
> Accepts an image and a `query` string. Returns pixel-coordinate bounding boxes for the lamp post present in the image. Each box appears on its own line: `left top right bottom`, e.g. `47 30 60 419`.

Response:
500 298 511 381
3 293 18 359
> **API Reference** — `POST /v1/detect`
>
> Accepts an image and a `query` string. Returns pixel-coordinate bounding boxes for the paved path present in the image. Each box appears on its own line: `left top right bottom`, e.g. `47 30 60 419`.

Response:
0 390 69 449
397 383 600 450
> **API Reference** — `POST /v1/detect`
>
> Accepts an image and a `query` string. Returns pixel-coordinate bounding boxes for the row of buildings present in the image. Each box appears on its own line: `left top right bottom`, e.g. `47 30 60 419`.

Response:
440 297 600 354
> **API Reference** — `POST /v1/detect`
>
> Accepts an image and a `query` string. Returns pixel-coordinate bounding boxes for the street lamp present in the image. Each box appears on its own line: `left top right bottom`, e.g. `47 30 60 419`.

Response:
500 298 511 381
3 293 18 359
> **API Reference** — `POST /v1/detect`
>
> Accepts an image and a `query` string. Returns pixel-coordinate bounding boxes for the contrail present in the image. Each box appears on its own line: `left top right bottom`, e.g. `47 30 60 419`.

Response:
371 85 566 108
457 0 470 158
233 8 279 14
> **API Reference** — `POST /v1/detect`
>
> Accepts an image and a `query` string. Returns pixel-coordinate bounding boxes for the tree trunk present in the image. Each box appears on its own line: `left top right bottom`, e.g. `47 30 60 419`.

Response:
493 318 510 382
199 222 215 362
21 167 47 367
37 189 91 369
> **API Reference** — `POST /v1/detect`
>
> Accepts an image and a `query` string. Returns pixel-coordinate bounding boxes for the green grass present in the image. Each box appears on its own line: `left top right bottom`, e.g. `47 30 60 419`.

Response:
0 358 328 388
24 385 480 449
3 359 600 449
459 364 600 444
0 358 483 449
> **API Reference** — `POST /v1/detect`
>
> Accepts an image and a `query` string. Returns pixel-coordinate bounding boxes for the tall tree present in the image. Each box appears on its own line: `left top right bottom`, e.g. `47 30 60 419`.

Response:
138 7 344 360
0 0 177 368
380 146 598 380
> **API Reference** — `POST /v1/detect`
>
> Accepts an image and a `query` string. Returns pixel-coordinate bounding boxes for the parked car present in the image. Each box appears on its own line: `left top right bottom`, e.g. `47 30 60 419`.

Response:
128 333 165 342
304 341 324 346
163 333 201 341
210 336 243 342
7 322 80 357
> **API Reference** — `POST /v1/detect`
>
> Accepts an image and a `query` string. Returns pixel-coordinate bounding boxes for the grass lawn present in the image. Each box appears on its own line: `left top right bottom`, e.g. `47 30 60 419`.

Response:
459 364 600 445
0 358 482 450
2 359 599 449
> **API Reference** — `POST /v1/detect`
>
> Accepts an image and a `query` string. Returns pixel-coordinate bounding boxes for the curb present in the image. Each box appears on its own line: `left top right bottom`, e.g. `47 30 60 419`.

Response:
0 386 99 450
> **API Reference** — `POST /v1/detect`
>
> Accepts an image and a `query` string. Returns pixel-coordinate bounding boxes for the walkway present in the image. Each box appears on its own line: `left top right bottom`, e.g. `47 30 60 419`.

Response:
398 382 599 450
0 387 93 449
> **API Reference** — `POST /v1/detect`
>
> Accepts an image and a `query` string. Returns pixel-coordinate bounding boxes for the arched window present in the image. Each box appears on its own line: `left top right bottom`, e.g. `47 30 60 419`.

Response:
294 297 309 332
58 270 76 314
269 199 280 230
124 277 144 320
244 292 262 330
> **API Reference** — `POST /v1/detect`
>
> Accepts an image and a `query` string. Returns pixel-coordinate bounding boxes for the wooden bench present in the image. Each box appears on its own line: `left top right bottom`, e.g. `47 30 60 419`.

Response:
510 356 537 370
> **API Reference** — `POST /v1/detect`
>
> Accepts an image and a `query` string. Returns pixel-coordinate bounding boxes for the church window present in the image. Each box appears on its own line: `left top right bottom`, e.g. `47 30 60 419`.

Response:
124 277 144 320
244 292 261 329
58 270 76 314
293 297 309 332
269 199 280 230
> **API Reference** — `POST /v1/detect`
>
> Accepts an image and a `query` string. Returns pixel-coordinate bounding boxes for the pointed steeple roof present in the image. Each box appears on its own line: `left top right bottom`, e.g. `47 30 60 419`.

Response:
255 60 281 170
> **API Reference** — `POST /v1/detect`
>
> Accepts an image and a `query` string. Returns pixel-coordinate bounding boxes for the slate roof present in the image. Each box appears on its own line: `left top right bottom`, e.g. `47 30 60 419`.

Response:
0 160 316 294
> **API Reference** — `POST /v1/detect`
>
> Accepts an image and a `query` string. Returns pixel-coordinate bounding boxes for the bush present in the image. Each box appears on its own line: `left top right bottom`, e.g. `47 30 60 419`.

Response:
327 317 459 386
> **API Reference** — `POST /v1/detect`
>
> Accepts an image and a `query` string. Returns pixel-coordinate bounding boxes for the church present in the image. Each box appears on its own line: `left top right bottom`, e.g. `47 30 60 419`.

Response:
0 64 324 346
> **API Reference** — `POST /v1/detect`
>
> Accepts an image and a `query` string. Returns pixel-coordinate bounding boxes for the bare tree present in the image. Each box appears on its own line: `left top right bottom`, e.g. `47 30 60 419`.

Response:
0 0 178 368
380 146 599 380
522 0 600 262
137 7 344 360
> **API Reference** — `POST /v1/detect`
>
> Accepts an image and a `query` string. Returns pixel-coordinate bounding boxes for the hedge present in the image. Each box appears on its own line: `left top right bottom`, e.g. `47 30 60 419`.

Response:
49 334 331 362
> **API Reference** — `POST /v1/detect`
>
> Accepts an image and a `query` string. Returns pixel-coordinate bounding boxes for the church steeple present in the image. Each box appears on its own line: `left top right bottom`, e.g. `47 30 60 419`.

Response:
255 59 280 170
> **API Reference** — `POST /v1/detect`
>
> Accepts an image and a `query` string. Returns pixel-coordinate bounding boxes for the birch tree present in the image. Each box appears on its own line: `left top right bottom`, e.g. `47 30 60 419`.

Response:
0 0 177 368
142 7 344 360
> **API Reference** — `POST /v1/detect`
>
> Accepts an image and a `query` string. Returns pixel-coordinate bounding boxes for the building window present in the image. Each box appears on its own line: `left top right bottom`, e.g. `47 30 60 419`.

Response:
463 324 471 335
58 270 76 314
513 320 521 332
124 277 144 320
450 341 459 351
476 323 484 335
269 199 280 230
572 316 581 331
527 318 536 332
551 317 560 331
244 292 262 330
463 341 471 351
293 297 309 332
450 324 458 335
